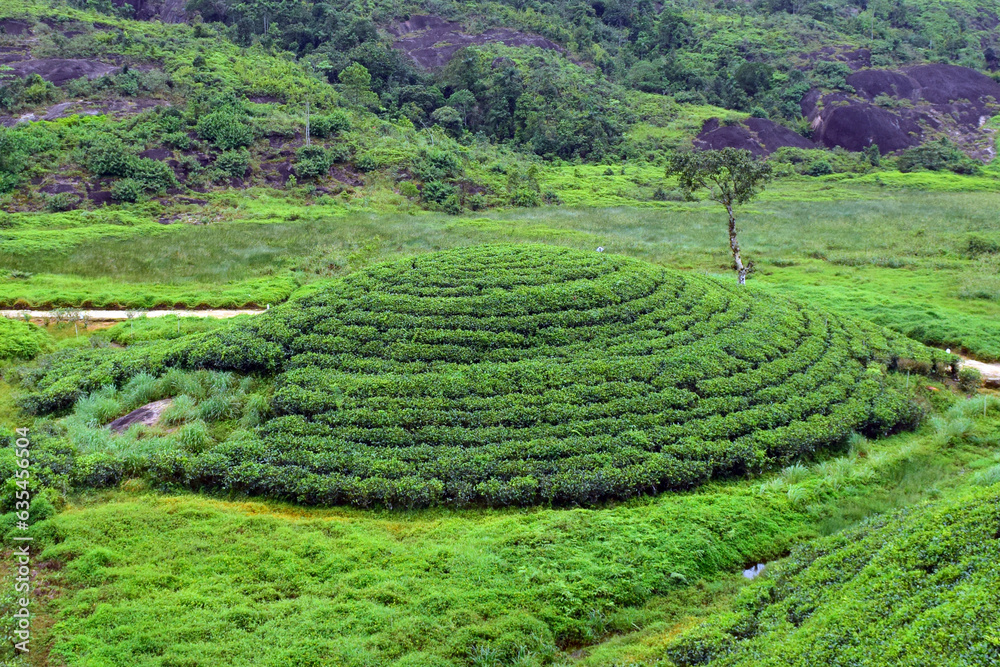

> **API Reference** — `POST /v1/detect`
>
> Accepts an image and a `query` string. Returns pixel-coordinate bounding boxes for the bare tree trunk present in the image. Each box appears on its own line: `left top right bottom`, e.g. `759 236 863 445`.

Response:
726 202 747 285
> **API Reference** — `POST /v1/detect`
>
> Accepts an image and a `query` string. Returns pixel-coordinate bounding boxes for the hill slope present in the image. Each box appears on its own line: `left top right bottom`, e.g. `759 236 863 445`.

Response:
16 245 952 507
666 481 1000 666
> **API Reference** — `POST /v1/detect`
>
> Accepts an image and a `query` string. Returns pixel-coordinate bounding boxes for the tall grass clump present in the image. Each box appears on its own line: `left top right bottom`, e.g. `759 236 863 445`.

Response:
0 318 52 361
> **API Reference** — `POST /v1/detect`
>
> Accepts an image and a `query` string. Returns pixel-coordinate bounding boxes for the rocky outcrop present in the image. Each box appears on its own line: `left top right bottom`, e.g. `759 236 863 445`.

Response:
107 399 173 433
804 64 1000 159
694 117 817 155
7 58 120 86
389 15 562 69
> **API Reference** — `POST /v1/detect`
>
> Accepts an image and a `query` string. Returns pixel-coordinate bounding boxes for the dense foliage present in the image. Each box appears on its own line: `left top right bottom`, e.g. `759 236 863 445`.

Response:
183 0 1000 120
16 245 949 507
0 317 51 361
667 483 1000 666
897 138 983 175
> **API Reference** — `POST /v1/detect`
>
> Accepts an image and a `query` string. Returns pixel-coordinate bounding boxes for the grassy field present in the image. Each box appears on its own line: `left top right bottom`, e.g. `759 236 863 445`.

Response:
1 177 999 667
15 393 998 666
3 183 998 357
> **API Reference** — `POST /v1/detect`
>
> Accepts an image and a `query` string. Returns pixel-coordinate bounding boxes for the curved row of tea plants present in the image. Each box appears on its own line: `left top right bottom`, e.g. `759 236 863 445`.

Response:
16 245 953 507
666 482 1000 666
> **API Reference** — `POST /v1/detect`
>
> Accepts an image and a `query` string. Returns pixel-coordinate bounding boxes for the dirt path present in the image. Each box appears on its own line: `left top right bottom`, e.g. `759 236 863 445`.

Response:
1 309 265 321
960 357 1000 388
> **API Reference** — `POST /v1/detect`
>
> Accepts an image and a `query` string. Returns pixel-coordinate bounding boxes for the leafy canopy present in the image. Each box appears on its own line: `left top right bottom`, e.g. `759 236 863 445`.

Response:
666 148 773 208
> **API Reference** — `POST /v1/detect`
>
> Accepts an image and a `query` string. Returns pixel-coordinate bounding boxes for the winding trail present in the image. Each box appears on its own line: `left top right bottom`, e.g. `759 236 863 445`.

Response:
960 357 1000 387
1 309 265 321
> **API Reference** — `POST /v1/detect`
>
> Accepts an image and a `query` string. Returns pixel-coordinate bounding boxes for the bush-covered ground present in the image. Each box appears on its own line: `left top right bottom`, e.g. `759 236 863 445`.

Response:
1 0 999 662
5 393 998 666
665 481 1000 666
12 245 950 508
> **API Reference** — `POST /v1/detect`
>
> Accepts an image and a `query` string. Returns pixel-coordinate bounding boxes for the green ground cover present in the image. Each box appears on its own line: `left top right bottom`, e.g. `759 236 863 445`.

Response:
1 238 996 666
1 0 999 662
3 186 997 358
12 245 946 508
9 393 998 667
664 476 1000 666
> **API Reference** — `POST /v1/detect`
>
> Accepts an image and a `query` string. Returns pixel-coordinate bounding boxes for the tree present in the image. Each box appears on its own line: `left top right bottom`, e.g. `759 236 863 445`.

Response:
430 106 463 135
734 62 773 97
446 89 476 125
338 62 377 108
666 148 773 284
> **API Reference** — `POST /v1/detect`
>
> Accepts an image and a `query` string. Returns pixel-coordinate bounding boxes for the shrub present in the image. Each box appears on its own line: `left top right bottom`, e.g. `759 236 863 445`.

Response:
352 151 382 172
957 367 982 393
309 111 350 138
542 190 562 205
414 148 463 181
214 149 250 179
398 181 419 198
897 138 980 175
127 157 177 192
110 178 145 203
87 137 135 177
87 140 175 193
421 180 455 204
163 132 191 149
510 189 540 206
0 318 51 361
812 61 854 91
0 73 61 111
294 145 333 179
44 192 78 212
195 107 255 150
805 160 833 176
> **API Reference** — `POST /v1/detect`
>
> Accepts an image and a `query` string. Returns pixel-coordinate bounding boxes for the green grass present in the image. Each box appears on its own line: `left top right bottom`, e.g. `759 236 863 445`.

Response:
16 396 997 667
3 186 998 356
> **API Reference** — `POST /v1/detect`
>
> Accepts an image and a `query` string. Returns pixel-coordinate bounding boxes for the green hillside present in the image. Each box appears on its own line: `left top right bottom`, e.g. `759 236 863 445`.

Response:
13 245 950 508
1 0 999 664
667 482 1000 666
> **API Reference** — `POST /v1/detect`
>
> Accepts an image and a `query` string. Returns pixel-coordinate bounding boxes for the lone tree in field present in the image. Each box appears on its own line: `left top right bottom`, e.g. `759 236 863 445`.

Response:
666 148 773 285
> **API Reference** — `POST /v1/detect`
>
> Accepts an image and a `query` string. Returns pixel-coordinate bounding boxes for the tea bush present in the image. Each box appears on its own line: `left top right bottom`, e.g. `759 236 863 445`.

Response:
17 246 949 507
0 317 52 361
666 484 1000 666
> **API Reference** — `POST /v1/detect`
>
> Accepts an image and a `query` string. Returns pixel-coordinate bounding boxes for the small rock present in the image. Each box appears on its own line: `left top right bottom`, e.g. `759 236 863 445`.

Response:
107 399 173 433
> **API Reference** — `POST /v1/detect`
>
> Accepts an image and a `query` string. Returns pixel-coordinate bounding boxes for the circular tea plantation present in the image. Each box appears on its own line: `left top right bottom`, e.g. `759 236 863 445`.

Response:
21 245 947 507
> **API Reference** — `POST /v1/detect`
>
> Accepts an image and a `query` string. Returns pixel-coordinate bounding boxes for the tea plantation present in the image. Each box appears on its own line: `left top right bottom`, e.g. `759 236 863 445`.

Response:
18 245 951 508
666 483 1000 666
